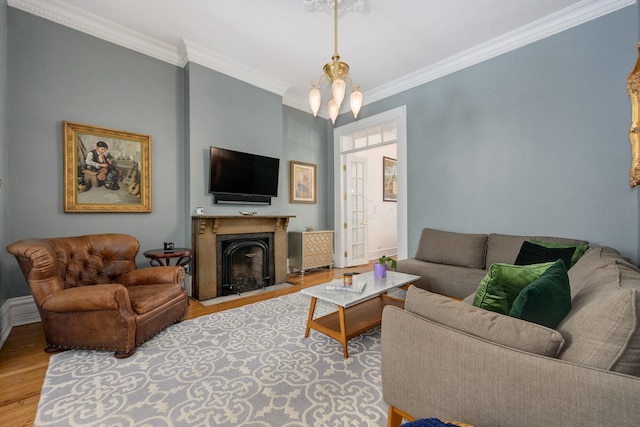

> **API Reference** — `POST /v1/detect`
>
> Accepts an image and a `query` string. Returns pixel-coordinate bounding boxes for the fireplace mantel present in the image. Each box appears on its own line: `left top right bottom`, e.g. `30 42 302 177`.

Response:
191 215 295 300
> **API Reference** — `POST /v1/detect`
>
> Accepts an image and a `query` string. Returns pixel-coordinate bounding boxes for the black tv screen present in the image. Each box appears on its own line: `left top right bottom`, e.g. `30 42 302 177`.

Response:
208 147 280 197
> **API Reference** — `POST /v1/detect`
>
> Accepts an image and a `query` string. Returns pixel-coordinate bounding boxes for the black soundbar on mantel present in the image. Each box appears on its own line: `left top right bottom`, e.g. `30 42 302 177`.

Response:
213 193 272 205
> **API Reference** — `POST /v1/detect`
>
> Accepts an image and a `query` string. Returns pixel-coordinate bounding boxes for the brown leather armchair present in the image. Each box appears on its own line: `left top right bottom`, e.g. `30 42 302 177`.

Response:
7 233 189 358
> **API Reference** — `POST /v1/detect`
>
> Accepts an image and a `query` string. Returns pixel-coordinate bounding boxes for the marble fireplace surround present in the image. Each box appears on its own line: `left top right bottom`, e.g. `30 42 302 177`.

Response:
191 215 294 300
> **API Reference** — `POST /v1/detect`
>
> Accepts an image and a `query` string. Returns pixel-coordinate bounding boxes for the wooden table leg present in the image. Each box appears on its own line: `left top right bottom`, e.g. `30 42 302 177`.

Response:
338 306 348 358
387 405 409 427
304 297 317 338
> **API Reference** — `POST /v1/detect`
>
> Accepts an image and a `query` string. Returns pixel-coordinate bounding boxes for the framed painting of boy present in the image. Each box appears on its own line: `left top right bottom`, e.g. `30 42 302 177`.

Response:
63 121 151 213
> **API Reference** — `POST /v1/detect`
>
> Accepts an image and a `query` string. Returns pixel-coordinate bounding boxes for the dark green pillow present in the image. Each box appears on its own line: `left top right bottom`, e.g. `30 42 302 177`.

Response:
473 262 555 315
527 239 589 267
509 260 571 329
515 241 576 270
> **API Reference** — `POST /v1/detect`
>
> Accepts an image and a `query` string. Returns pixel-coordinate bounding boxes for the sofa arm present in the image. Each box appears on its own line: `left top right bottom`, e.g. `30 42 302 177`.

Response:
41 284 132 313
117 266 185 286
381 306 640 426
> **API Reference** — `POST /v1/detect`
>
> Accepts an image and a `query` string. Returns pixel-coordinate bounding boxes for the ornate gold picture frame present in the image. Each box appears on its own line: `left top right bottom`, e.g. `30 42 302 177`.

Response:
290 160 317 204
627 42 640 187
63 121 151 212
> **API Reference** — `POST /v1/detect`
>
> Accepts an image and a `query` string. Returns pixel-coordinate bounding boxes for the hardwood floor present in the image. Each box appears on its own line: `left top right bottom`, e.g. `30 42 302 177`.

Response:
0 262 374 426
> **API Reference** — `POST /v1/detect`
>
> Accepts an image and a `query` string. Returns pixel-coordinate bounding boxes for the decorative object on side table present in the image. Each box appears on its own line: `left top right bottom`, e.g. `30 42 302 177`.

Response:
343 272 355 285
374 255 397 278
143 247 192 268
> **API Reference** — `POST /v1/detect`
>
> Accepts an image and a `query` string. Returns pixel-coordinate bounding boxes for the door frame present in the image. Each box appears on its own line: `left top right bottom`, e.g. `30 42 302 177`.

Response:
333 106 408 268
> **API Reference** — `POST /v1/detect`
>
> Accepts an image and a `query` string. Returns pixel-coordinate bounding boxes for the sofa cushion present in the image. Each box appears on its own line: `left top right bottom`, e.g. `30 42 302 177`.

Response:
395 258 487 299
527 239 589 267
405 286 565 357
473 262 554 315
509 260 571 329
414 228 488 269
485 233 588 270
515 241 575 270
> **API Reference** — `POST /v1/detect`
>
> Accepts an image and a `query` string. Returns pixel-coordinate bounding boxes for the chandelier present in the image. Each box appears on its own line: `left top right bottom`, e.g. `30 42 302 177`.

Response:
308 0 363 124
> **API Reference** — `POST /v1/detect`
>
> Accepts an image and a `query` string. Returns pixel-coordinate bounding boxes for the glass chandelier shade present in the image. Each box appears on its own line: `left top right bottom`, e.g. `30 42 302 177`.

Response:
332 78 346 108
328 98 339 123
309 86 322 117
350 88 362 118
308 0 363 124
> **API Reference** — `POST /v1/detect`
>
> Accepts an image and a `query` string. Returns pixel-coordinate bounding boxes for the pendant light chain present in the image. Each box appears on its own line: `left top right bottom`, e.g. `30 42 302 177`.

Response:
333 0 339 58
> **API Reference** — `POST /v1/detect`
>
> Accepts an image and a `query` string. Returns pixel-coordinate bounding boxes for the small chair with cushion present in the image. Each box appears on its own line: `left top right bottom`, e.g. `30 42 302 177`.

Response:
7 233 189 358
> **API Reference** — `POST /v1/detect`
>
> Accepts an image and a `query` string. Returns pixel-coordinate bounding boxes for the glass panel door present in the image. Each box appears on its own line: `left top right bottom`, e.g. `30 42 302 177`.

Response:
344 154 368 267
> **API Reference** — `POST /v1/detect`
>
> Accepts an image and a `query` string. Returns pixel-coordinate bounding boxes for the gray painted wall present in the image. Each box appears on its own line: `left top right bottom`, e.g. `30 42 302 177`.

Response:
282 106 330 232
186 63 284 215
337 5 640 263
4 9 185 298
184 64 330 232
0 0 8 311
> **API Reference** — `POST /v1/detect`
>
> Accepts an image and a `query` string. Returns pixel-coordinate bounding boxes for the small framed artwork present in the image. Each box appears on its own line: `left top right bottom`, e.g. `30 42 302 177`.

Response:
290 160 317 204
383 156 397 202
63 121 151 213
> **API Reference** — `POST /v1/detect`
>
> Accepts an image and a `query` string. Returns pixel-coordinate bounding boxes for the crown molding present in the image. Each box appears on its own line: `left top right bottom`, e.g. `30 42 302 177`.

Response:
364 0 637 105
178 40 291 96
7 0 181 65
8 0 636 113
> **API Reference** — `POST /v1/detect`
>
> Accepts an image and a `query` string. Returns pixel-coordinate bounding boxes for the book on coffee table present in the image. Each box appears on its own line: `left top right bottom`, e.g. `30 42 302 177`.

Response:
326 280 366 293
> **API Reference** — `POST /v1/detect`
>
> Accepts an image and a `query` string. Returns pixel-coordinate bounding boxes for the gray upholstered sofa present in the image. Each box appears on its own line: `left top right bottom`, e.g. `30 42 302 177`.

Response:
382 245 640 426
396 228 589 299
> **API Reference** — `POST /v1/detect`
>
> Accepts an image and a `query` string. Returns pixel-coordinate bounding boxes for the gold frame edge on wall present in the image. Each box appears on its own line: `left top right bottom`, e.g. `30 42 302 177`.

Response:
627 42 640 188
63 121 152 213
289 160 317 204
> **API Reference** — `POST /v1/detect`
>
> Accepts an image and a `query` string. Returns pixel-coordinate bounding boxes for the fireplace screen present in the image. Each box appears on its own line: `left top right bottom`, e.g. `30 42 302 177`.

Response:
218 234 274 296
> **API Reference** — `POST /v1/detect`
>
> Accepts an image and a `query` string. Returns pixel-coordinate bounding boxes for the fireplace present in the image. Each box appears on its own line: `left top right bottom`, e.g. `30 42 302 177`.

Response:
191 215 294 300
217 233 274 296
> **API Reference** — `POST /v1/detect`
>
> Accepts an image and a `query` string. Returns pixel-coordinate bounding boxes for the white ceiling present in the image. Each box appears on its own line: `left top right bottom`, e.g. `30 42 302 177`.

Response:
8 0 634 116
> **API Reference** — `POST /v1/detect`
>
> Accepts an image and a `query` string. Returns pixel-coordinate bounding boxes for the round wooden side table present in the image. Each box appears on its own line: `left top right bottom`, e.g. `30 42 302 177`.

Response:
143 247 192 268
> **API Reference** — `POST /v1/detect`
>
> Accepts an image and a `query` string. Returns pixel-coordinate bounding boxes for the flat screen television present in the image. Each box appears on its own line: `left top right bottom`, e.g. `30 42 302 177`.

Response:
208 146 280 204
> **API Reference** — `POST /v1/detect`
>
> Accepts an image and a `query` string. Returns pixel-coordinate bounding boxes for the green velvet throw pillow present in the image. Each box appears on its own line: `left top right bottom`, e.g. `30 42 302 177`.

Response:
509 259 571 329
473 261 555 315
527 239 589 267
515 241 576 270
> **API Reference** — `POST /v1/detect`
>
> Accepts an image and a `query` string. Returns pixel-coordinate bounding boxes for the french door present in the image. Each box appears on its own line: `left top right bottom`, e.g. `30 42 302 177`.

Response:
344 155 368 267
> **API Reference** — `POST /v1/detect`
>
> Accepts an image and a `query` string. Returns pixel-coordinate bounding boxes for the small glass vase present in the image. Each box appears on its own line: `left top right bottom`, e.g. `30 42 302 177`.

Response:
374 263 387 278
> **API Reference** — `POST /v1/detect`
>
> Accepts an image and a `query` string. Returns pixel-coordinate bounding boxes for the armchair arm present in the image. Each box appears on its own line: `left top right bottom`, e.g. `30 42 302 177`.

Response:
41 284 132 313
381 306 640 426
117 266 185 287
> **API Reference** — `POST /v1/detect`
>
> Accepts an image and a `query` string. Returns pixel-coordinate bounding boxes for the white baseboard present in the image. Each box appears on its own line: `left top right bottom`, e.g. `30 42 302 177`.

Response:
369 248 398 261
0 295 40 349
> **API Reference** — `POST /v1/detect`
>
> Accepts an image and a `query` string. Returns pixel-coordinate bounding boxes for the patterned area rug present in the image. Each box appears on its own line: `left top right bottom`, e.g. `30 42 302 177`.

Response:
36 292 388 426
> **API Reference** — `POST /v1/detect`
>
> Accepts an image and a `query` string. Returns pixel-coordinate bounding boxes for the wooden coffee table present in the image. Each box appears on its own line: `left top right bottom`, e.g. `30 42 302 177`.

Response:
301 271 420 358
